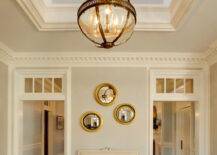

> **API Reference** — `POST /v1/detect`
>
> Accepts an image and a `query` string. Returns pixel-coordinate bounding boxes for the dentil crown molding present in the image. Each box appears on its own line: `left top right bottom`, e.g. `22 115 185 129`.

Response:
1 41 217 67
204 40 217 66
16 0 198 31
11 51 206 67
0 42 15 65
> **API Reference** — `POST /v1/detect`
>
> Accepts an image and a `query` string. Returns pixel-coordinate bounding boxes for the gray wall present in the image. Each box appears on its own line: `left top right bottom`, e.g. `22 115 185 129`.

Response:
210 62 217 155
0 62 8 155
71 67 148 155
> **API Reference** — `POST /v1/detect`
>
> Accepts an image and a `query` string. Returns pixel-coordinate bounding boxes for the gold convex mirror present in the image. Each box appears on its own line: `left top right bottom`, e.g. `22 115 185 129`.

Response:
80 112 103 132
114 104 135 125
94 83 117 106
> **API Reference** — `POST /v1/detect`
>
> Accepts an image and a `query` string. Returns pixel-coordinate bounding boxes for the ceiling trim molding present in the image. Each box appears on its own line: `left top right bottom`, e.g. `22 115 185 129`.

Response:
16 0 77 31
0 43 14 65
16 0 44 30
16 0 198 31
0 46 206 67
1 41 217 67
11 51 205 67
170 0 194 28
204 41 217 66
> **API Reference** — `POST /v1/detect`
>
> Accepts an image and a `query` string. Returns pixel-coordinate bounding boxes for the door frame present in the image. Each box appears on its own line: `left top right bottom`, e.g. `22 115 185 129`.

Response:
9 67 209 155
149 69 209 155
11 68 72 155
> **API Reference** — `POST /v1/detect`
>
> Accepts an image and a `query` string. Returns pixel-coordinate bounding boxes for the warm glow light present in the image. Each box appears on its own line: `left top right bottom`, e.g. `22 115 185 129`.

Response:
78 0 136 48
114 16 118 26
105 6 112 15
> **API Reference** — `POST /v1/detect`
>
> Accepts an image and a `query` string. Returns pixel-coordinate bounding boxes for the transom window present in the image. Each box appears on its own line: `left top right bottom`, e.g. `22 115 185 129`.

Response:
25 77 63 93
156 78 194 94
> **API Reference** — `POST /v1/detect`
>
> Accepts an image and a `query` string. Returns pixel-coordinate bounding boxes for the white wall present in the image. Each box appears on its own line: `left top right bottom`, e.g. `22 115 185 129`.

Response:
210 62 217 155
0 62 8 155
71 67 148 155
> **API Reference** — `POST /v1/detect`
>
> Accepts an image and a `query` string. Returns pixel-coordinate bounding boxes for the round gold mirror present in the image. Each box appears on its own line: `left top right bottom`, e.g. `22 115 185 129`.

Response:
94 83 117 106
114 104 135 125
80 112 103 132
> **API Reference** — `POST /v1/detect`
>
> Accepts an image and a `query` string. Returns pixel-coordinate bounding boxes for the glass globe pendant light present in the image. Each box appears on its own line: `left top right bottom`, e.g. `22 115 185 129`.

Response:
77 0 137 48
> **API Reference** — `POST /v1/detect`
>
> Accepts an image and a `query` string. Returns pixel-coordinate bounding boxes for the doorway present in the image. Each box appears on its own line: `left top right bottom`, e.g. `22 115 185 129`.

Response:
22 100 64 155
153 101 196 155
176 106 194 155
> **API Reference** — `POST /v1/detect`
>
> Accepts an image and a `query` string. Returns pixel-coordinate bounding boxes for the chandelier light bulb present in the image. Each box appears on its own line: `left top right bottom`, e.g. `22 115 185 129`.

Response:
105 6 112 15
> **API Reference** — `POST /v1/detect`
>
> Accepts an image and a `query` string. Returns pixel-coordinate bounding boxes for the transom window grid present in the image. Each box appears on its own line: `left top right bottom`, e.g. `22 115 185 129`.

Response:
156 78 194 94
24 77 63 94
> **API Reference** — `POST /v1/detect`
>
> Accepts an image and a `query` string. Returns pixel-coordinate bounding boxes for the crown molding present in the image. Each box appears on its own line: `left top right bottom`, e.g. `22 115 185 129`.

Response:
0 48 206 68
16 0 78 31
170 0 194 29
0 43 14 65
204 40 217 66
16 0 198 31
1 41 217 68
10 51 205 67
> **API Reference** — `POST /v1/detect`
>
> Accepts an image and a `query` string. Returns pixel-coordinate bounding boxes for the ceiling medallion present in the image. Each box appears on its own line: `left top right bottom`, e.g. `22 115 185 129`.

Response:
77 0 137 49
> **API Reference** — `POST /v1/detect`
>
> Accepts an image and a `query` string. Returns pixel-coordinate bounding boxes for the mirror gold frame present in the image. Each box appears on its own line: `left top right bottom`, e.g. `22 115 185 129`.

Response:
114 104 136 125
80 111 103 132
94 83 117 106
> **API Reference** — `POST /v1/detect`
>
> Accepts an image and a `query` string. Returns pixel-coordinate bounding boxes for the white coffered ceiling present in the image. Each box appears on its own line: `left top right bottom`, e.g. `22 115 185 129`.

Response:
0 0 217 53
51 0 171 6
16 0 192 31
